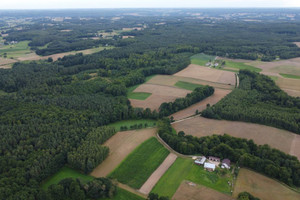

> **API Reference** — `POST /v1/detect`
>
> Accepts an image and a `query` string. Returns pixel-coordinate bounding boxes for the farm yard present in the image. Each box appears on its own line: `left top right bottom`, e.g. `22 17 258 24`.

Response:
172 116 300 160
109 137 170 189
172 181 234 200
91 128 156 177
233 168 300 200
151 157 233 198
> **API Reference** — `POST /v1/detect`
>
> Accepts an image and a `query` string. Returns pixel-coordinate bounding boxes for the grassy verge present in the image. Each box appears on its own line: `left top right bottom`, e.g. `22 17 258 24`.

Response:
103 187 145 200
174 81 203 91
191 53 216 66
223 60 262 72
280 73 300 80
109 137 169 189
108 119 157 132
41 166 93 189
151 158 232 198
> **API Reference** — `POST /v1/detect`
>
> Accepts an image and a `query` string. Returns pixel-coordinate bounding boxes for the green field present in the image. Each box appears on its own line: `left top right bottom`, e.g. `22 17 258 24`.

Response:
191 53 216 66
41 166 93 189
109 137 169 189
108 119 157 132
103 188 145 200
174 81 203 91
151 158 232 198
223 60 262 72
280 73 300 79
0 41 31 58
127 75 156 100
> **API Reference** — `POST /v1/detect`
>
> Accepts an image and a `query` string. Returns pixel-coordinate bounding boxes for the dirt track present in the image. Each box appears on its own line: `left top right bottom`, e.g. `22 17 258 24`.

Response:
170 88 231 121
90 128 156 177
174 64 236 86
172 181 234 200
139 153 177 195
172 116 300 160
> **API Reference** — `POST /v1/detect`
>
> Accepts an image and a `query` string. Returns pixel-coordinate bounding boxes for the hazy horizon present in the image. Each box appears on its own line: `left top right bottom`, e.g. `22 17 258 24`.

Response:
2 0 300 9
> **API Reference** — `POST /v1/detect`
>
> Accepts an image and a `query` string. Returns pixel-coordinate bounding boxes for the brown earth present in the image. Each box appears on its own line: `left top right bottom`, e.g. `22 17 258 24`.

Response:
130 84 190 110
0 57 16 66
170 88 231 121
90 128 156 177
139 153 177 195
233 168 300 200
276 77 300 97
174 64 236 86
172 181 234 200
172 116 300 160
147 75 234 90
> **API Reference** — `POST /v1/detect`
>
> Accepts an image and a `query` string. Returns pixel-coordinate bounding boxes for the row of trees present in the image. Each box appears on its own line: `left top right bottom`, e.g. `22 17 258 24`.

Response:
158 118 300 187
159 86 214 117
202 70 300 134
67 127 116 174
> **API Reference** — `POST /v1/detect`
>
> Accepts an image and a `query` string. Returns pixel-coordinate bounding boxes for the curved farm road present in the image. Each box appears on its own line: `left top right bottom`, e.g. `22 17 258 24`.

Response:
90 128 156 177
172 116 300 160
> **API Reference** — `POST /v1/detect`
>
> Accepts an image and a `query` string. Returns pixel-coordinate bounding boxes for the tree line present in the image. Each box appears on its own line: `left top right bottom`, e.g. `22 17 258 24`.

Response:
158 118 300 187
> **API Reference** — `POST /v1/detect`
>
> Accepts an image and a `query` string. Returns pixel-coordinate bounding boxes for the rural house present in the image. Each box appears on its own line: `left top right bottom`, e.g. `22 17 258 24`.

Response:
208 156 220 162
204 162 216 172
221 159 231 169
194 156 206 165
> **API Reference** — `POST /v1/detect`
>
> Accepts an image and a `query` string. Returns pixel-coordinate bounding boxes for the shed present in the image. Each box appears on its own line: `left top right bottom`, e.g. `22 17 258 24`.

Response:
204 162 216 172
208 156 220 162
221 159 231 169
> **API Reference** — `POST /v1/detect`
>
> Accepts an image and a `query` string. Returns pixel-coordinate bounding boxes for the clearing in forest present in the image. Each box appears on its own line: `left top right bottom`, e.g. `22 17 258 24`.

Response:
109 137 169 189
174 64 236 86
151 157 232 198
170 88 231 121
90 128 156 178
172 116 300 160
190 53 216 66
129 84 190 110
173 181 234 200
233 168 300 200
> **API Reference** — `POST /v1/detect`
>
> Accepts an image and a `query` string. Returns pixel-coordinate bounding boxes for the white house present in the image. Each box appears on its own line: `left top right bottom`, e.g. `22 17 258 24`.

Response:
204 162 216 172
194 156 206 165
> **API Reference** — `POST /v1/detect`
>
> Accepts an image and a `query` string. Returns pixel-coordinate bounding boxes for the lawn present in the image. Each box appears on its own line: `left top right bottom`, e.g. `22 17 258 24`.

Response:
109 137 169 189
0 41 32 58
191 53 216 66
41 166 93 189
280 73 300 80
103 187 145 200
151 158 232 198
108 119 157 132
127 75 156 100
174 81 203 91
223 60 262 72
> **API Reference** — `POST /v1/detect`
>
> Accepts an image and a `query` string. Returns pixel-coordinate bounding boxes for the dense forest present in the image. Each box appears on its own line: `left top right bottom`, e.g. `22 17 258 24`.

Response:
202 70 300 134
158 118 300 187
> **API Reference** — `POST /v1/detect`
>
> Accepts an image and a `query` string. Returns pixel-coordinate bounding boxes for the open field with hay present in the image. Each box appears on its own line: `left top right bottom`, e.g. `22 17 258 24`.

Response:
233 168 300 200
172 116 300 160
109 137 169 189
91 128 156 178
173 181 234 200
174 64 236 86
151 157 232 198
275 77 300 97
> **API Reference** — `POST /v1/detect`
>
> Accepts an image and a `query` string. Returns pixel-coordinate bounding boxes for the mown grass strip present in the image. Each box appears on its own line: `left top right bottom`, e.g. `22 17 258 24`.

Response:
224 60 262 72
109 137 169 189
108 119 157 132
280 73 300 80
127 92 152 100
174 81 203 91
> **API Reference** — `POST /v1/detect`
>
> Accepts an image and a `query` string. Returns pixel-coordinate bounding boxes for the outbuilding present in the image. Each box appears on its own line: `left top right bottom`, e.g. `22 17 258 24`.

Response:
204 162 216 172
208 156 220 162
194 156 206 165
221 159 231 169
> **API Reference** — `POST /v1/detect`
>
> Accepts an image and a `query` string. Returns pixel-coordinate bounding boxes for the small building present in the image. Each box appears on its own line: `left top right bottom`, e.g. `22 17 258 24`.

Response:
204 162 216 172
221 159 231 169
194 156 206 165
208 156 220 162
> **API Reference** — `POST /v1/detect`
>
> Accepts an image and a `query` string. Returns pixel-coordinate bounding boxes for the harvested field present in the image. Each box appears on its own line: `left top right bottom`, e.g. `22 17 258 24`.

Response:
233 168 300 200
276 77 300 97
90 128 156 177
170 88 231 121
130 84 190 110
172 116 300 160
147 75 234 90
139 153 177 195
294 42 300 47
174 64 236 86
173 181 234 200
0 57 16 66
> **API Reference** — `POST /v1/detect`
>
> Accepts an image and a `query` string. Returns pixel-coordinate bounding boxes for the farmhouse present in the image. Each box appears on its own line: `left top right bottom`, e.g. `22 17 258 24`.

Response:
221 159 231 169
194 156 206 165
204 162 216 172
208 156 220 162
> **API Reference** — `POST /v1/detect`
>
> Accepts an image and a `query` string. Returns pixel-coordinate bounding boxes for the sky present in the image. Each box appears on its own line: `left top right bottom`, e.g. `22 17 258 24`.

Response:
1 0 300 9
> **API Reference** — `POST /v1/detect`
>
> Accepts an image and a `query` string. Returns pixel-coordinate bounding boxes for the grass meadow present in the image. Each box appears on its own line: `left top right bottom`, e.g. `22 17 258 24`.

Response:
280 73 300 80
223 60 262 72
108 119 157 132
109 137 169 189
0 41 31 58
174 81 203 91
127 75 156 100
190 53 216 66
